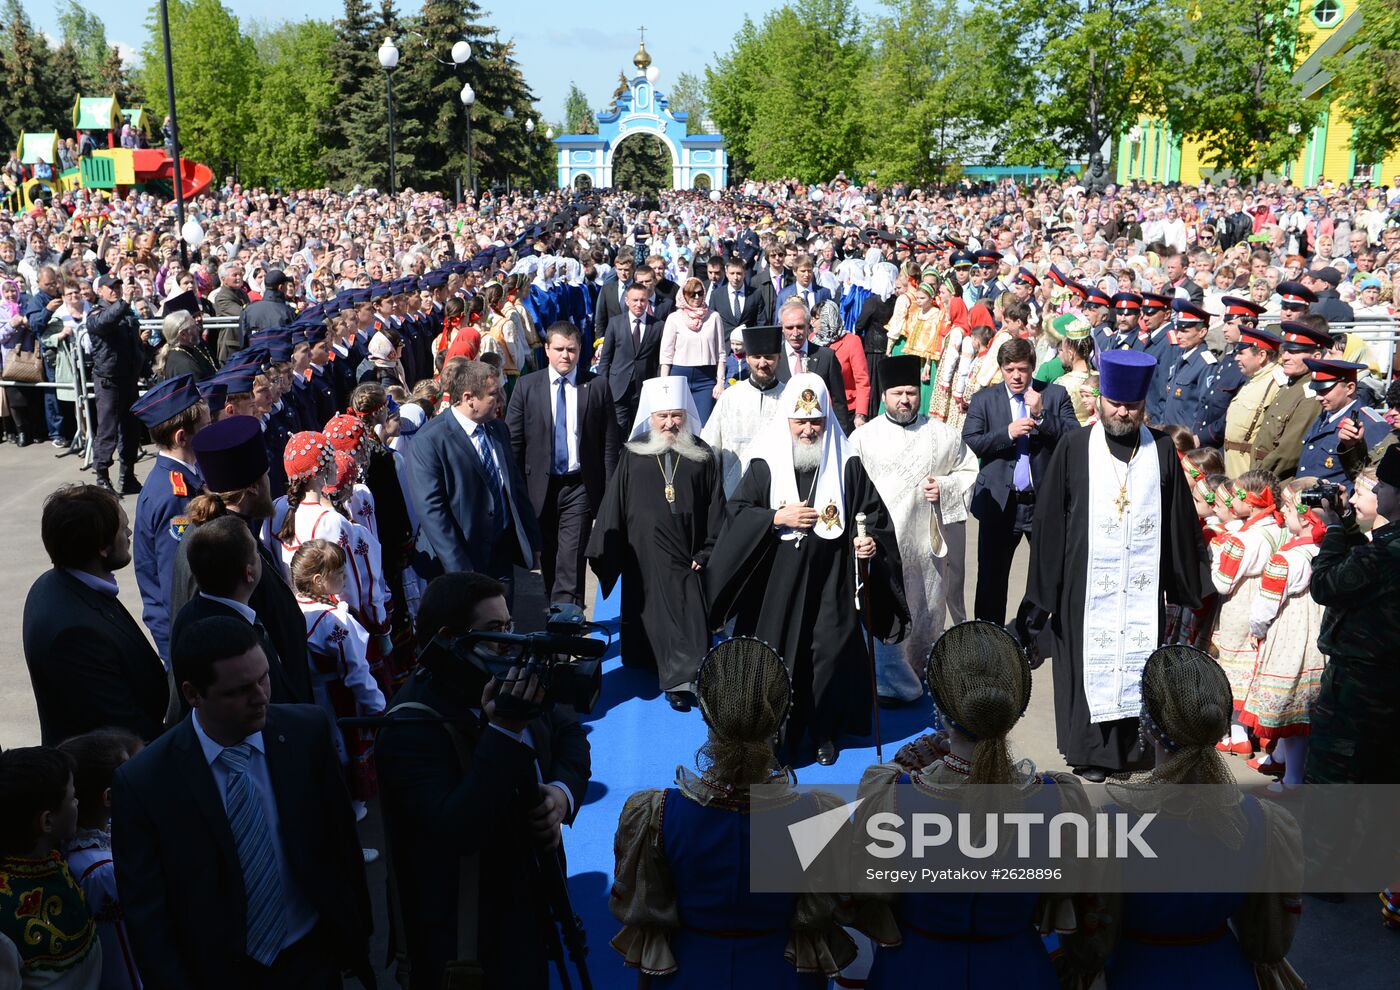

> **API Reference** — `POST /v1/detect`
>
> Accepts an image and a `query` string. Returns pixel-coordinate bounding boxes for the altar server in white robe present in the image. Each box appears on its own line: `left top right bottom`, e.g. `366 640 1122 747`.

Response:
701 324 788 495
849 355 979 704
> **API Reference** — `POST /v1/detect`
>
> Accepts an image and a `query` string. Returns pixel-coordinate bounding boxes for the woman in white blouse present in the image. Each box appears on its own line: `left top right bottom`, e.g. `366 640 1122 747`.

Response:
659 276 726 424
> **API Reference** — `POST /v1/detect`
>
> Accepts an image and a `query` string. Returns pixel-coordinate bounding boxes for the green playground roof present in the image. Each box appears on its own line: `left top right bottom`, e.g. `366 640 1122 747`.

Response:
73 96 122 131
17 132 58 165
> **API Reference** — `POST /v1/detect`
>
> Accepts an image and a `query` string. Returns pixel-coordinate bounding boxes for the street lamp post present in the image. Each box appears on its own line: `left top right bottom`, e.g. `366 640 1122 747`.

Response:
461 83 476 196
378 37 399 195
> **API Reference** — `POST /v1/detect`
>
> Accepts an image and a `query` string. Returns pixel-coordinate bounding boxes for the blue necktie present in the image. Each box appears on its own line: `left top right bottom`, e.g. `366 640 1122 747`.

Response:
474 426 507 532
217 743 286 966
1013 393 1033 491
552 377 569 474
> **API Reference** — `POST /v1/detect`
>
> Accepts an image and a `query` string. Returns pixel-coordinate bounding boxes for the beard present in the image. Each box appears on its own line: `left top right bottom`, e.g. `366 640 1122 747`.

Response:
792 438 823 471
626 428 710 462
1098 400 1143 437
886 405 918 426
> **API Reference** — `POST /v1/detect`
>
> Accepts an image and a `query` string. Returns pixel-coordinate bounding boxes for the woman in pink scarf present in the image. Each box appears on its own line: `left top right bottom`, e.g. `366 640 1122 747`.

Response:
659 276 726 423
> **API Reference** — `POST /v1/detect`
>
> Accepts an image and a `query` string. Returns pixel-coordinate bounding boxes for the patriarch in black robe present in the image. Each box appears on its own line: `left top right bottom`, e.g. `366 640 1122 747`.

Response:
1017 350 1208 780
587 376 726 711
706 372 908 766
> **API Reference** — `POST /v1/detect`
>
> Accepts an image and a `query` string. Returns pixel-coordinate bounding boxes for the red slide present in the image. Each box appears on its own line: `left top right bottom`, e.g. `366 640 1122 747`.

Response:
127 148 214 199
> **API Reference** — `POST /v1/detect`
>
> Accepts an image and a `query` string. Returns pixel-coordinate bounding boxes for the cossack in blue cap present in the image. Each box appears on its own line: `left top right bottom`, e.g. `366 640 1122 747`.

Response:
213 368 259 394
1278 321 1331 351
369 282 390 301
191 414 268 491
1171 298 1210 323
1098 350 1157 404
195 378 228 408
130 374 201 427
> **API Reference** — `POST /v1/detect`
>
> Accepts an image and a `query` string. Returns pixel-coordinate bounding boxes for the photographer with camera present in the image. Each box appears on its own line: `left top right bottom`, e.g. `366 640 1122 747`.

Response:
1303 445 1400 788
376 571 591 990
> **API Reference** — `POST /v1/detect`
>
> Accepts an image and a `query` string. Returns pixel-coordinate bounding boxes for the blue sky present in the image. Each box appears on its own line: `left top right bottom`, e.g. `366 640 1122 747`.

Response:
27 0 884 125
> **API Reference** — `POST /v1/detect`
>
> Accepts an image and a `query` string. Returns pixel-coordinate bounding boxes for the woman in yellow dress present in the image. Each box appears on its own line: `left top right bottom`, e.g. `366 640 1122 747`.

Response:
1052 318 1096 425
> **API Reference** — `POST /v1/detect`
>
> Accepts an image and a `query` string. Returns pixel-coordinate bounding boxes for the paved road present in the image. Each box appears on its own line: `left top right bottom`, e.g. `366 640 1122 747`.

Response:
0 439 1395 987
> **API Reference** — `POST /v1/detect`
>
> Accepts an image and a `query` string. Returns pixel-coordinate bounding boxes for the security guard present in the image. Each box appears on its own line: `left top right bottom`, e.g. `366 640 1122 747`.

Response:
1159 299 1221 440
129 374 208 661
1253 321 1332 479
1296 358 1390 490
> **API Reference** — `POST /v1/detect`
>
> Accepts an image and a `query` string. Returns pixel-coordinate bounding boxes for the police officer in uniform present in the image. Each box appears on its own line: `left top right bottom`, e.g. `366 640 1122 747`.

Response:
1296 359 1390 491
129 375 208 661
1159 299 1222 441
88 273 150 494
1253 321 1332 480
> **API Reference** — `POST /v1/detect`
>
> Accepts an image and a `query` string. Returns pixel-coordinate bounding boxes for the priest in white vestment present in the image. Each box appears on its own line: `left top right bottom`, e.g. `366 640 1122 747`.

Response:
849 355 979 703
701 325 788 495
1019 349 1209 781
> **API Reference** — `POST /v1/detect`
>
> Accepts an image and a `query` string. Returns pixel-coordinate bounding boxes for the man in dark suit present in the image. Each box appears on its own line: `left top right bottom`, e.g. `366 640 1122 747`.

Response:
597 281 665 430
167 415 315 706
711 256 767 334
22 484 169 745
377 573 590 990
644 253 679 303
113 617 373 990
408 357 540 588
699 254 726 299
962 337 1081 625
592 253 634 346
505 321 619 606
775 253 834 314
632 265 676 324
748 244 794 320
773 298 853 433
172 516 309 715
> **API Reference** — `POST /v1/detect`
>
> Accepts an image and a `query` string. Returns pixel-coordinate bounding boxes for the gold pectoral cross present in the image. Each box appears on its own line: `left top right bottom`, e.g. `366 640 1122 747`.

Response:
1113 484 1130 517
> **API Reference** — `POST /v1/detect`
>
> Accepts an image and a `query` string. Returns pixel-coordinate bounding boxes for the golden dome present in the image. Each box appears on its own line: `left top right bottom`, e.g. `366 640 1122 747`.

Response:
633 41 651 71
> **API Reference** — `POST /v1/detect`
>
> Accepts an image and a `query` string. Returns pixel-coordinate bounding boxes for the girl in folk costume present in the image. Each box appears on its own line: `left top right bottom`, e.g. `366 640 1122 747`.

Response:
478 288 524 392
1076 373 1101 427
324 412 378 538
928 298 976 424
850 623 1091 988
292 538 386 806
1052 317 1097 424
1166 476 1228 648
1208 468 1286 757
437 296 478 366
504 273 541 366
958 299 1017 411
1237 477 1328 794
1209 474 1246 536
323 450 396 696
883 261 922 358
1181 446 1225 489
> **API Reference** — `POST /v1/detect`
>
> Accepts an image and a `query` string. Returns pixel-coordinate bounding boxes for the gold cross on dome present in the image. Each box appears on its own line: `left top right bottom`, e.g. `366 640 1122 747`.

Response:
638 24 646 43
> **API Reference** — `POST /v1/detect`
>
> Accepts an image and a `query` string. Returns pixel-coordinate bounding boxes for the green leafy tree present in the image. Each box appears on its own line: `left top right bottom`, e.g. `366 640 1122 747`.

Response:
706 1 869 182
320 0 386 188
140 0 258 177
1331 0 1400 165
612 133 671 192
1165 0 1316 179
983 0 1185 169
246 20 336 187
57 0 109 88
1 0 57 152
666 71 708 135
563 81 596 134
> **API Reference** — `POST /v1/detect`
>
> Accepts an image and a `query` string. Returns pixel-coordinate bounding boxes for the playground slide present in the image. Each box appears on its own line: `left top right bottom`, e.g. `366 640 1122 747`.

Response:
127 149 213 200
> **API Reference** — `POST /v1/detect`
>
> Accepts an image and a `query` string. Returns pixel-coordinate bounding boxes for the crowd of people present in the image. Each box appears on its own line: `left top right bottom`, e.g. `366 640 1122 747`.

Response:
2 168 1400 988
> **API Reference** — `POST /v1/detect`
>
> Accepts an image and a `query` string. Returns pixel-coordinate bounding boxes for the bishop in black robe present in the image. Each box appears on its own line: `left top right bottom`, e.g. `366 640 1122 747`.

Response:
586 435 726 699
1021 425 1209 773
706 455 909 759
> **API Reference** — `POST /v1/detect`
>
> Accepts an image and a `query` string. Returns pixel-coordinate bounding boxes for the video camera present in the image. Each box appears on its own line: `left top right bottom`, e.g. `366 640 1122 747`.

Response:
425 603 608 717
1300 480 1347 510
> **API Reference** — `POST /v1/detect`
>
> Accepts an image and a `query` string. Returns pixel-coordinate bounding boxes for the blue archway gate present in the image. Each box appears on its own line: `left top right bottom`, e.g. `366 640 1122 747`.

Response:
553 39 728 191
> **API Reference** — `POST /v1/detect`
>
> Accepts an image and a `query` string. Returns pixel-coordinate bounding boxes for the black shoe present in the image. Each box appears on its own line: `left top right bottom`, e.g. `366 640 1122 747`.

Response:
16 433 32 447
94 469 116 493
1072 765 1107 783
816 740 838 766
119 470 143 496
666 691 692 712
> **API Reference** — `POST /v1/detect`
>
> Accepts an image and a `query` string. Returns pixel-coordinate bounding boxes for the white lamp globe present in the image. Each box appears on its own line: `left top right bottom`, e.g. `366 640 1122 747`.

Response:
377 38 399 70
546 127 554 139
526 118 535 133
451 41 471 65
709 189 720 203
460 83 475 106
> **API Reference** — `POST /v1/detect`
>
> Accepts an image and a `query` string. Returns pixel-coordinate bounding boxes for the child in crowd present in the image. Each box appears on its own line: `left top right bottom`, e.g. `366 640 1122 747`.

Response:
1209 468 1286 758
58 729 144 990
1238 477 1328 793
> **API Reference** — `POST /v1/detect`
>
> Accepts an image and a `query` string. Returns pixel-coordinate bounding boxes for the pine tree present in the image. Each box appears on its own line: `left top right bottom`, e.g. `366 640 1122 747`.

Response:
99 45 143 109
320 0 387 188
1 0 56 154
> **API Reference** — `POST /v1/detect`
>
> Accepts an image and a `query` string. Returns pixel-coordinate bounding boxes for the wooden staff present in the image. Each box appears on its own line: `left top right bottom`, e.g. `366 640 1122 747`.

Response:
855 511 883 763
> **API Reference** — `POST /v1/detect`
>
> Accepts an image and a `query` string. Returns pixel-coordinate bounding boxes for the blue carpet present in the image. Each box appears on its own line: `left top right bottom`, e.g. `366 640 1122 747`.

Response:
557 583 940 989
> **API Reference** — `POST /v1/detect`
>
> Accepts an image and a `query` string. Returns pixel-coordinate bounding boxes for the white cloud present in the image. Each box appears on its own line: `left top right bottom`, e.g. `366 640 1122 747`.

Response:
114 40 142 68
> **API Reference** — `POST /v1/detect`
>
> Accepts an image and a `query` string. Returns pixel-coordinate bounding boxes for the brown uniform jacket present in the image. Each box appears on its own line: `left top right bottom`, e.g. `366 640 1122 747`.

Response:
1253 373 1322 480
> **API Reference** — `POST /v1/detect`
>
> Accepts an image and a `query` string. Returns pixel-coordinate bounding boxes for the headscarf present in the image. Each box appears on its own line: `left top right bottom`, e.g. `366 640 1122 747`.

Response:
868 262 898 302
812 299 844 346
677 277 710 332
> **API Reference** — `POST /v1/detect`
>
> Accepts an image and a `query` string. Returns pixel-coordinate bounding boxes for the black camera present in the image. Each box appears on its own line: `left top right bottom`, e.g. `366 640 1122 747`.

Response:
432 603 608 716
1300 480 1346 509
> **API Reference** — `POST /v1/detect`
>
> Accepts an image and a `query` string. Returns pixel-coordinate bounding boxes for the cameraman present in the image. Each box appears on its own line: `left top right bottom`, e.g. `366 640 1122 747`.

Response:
376 572 591 989
1305 445 1400 787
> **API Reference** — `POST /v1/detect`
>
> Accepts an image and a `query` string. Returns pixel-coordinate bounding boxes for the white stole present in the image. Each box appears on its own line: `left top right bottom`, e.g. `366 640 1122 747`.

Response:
1082 424 1161 724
